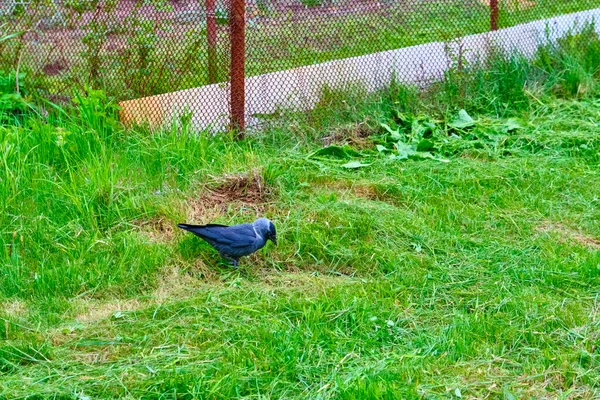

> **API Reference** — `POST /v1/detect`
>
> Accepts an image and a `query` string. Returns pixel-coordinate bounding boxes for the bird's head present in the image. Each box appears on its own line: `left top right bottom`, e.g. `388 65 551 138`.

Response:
254 218 277 246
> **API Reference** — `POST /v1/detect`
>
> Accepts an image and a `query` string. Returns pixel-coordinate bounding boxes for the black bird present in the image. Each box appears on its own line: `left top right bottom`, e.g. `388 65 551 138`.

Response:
177 218 277 267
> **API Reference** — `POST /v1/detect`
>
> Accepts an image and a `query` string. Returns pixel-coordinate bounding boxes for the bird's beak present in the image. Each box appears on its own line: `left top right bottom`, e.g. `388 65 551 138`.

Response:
272 237 277 246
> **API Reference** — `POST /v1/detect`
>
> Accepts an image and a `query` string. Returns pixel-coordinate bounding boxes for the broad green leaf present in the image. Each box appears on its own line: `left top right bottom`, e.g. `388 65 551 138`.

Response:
410 151 434 160
502 118 523 132
410 152 450 163
416 139 435 152
308 145 360 159
381 123 403 140
449 109 475 129
395 112 412 125
341 161 372 169
423 120 439 131
411 120 427 138
503 387 516 400
394 141 416 159
411 117 438 139
376 144 388 152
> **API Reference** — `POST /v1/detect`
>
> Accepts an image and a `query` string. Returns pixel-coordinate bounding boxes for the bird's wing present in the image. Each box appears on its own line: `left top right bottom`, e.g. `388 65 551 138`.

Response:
210 224 259 248
182 223 258 248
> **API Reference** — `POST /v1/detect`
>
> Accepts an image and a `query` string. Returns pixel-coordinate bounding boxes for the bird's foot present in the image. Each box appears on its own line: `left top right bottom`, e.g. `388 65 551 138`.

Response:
223 257 239 268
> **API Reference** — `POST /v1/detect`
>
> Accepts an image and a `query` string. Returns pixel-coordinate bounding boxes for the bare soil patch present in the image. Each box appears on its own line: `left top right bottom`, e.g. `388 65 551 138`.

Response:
536 222 600 250
134 216 175 243
187 169 273 223
153 264 211 302
61 269 358 329
75 299 141 323
314 178 403 206
1 300 28 317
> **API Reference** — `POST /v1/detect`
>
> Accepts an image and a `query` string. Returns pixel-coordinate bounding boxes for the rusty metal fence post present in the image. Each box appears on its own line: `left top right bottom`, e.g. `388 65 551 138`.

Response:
490 0 499 31
206 0 217 84
230 0 246 136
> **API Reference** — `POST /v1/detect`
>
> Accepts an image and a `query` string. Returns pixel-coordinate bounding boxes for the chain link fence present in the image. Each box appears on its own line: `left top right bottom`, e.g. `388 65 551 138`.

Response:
1 0 600 132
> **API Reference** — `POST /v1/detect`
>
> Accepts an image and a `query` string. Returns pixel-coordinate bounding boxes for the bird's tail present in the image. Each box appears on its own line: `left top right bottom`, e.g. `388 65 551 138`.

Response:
177 223 201 231
177 223 228 232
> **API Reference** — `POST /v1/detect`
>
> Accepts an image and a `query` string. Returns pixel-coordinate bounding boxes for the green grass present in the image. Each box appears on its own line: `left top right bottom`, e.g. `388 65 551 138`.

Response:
1 27 600 399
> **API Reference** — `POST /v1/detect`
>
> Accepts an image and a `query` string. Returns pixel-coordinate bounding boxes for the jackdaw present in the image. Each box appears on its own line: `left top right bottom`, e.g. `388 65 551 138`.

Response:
177 218 277 266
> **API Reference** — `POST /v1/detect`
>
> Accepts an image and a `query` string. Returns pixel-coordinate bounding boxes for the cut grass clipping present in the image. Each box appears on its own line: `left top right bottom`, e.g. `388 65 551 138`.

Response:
1 24 600 399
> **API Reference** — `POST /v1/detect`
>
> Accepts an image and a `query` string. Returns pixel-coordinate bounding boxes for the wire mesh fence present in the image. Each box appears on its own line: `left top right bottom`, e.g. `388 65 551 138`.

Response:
1 0 600 132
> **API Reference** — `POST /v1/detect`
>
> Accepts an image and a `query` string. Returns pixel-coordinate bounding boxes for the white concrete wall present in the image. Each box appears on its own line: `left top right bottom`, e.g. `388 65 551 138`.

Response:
119 7 600 132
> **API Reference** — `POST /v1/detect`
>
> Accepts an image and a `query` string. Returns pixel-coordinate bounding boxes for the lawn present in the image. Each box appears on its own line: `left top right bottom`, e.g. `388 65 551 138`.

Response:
1 25 600 399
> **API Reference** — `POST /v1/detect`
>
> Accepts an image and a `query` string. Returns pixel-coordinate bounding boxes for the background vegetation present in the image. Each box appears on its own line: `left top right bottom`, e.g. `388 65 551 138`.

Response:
1 0 600 99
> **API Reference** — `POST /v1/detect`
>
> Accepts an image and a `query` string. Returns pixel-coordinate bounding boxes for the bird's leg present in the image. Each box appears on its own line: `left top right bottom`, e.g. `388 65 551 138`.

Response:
222 256 239 268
